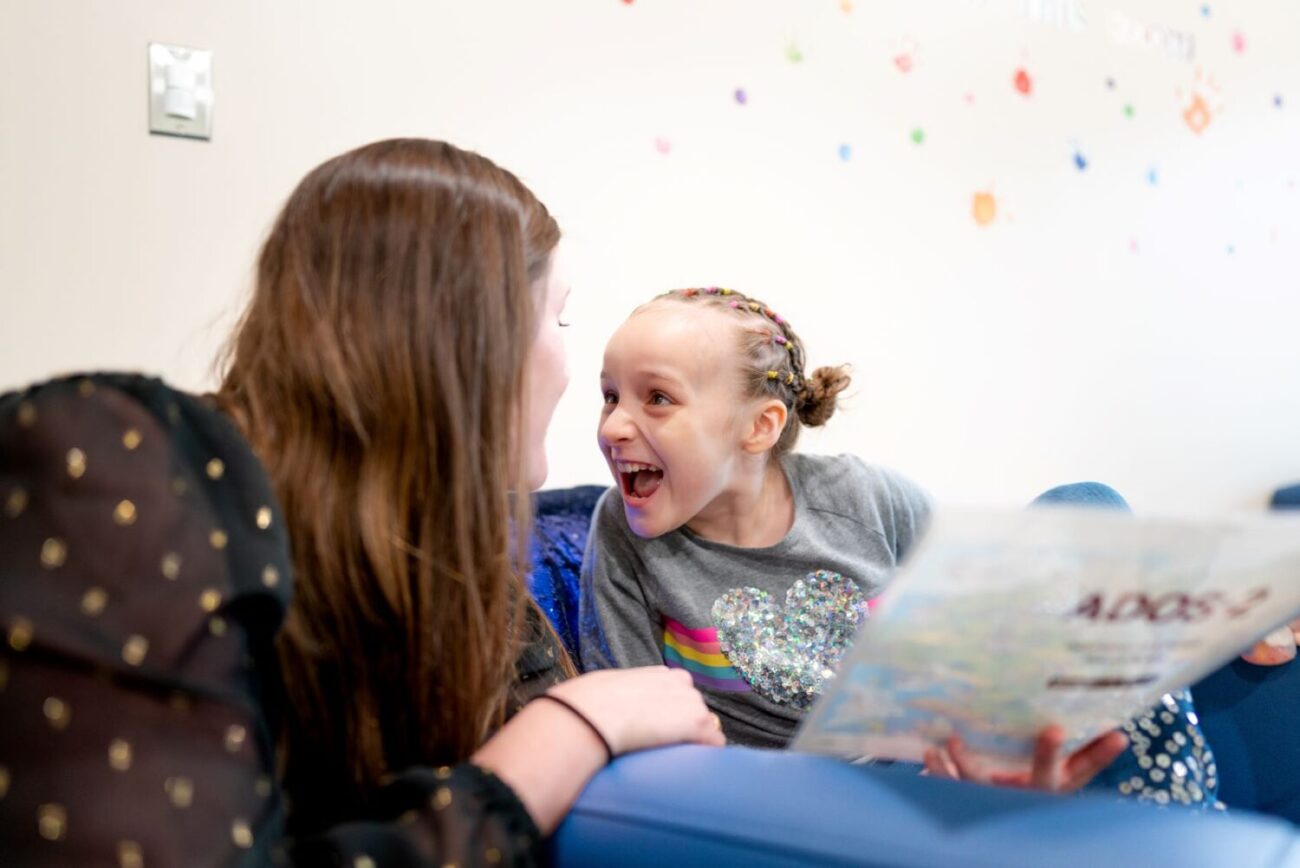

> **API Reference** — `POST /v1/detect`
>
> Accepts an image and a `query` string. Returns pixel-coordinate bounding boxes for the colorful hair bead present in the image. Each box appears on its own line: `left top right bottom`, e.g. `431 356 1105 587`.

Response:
773 335 787 345
767 370 779 380
683 288 698 298
706 286 720 294
785 373 795 385
720 288 733 295
748 302 760 312
730 300 741 309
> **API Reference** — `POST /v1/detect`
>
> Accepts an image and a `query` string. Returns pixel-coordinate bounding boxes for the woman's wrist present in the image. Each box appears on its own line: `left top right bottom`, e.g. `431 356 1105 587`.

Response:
471 697 610 834
534 691 615 762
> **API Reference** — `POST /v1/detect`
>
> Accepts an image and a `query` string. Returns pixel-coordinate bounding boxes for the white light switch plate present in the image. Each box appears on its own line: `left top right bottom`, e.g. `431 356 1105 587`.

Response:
148 43 213 140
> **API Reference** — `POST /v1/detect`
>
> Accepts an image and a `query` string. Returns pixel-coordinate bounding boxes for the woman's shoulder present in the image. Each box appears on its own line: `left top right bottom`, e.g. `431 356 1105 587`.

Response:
0 371 293 865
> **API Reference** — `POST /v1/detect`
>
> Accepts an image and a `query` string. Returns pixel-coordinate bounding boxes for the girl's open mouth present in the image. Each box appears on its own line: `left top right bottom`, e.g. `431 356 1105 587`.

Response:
615 460 663 504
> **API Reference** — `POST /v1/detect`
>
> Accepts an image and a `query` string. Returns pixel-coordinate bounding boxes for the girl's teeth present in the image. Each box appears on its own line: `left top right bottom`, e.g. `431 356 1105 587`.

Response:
617 461 659 472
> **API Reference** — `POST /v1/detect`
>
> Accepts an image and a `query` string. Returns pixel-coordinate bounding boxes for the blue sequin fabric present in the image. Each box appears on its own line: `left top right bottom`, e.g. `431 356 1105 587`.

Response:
528 486 607 661
1086 689 1223 809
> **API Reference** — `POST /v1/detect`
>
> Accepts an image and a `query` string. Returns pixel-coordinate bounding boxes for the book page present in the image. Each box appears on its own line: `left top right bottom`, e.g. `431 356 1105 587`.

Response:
791 507 1300 770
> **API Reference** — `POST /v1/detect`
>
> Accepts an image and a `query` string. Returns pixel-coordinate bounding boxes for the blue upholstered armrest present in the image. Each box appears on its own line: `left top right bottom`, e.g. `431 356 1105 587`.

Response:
551 746 1300 867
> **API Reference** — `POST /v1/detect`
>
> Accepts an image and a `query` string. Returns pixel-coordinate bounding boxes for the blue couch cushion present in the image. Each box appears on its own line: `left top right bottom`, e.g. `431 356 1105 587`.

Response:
553 745 1300 867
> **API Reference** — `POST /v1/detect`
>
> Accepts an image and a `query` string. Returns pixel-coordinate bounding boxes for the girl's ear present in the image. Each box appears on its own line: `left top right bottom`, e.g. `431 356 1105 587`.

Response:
742 399 789 454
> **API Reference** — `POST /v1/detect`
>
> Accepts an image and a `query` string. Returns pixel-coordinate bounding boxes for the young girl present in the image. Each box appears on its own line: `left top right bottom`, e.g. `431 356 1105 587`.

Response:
579 287 1220 803
579 286 925 748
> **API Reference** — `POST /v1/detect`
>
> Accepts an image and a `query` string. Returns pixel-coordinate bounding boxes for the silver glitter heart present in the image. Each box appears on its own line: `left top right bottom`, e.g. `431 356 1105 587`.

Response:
711 570 868 710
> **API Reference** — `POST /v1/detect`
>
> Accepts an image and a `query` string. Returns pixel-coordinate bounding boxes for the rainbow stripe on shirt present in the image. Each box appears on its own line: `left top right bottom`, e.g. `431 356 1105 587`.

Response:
661 617 751 693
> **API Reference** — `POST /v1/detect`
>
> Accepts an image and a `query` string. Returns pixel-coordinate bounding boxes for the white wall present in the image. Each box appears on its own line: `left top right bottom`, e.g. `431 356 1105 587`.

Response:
2 0 1298 511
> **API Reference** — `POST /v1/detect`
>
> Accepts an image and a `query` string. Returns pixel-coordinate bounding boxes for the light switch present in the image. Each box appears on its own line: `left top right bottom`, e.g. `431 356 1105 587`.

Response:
149 43 213 140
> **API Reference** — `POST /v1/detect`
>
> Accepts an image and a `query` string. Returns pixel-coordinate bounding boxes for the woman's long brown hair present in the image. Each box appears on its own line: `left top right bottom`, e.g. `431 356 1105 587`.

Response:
217 139 561 831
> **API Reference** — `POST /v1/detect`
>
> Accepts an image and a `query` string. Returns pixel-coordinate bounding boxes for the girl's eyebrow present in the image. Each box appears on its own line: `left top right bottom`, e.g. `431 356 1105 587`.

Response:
599 367 683 382
641 369 687 387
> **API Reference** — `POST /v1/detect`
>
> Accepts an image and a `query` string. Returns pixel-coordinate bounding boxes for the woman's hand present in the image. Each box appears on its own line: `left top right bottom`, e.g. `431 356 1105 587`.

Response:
546 666 726 755
922 725 1128 792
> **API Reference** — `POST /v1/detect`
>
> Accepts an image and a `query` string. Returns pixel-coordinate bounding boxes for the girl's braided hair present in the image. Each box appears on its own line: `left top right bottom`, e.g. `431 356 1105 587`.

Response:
649 287 851 455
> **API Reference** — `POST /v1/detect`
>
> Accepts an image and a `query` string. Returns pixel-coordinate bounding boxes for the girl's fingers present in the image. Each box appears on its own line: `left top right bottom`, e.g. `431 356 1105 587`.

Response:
924 745 961 779
919 727 1128 793
1030 726 1066 791
988 771 1029 787
946 735 984 781
1062 731 1129 792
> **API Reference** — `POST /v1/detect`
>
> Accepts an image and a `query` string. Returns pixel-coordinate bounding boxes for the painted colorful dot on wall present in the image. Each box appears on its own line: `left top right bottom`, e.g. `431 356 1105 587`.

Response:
838 143 852 162
1275 94 1284 108
786 41 804 63
911 128 925 145
840 0 853 12
654 137 672 155
972 191 997 226
1014 68 1033 96
1181 69 1221 135
1183 93 1213 134
1231 31 1246 54
1147 167 1159 186
734 88 748 105
1072 150 1088 171
1129 238 1140 253
1124 103 1135 118
892 36 918 74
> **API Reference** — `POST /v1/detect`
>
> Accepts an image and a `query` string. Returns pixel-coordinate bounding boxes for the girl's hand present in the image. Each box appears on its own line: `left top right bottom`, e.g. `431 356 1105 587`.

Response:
546 666 726 755
922 725 1128 792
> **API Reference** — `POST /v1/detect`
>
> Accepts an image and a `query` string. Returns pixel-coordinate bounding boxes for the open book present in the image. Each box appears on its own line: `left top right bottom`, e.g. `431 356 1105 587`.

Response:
791 507 1300 770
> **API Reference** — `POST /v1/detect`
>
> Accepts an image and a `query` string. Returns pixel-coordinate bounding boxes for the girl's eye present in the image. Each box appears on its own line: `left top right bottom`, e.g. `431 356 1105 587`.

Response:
649 392 672 406
558 318 571 328
603 391 618 405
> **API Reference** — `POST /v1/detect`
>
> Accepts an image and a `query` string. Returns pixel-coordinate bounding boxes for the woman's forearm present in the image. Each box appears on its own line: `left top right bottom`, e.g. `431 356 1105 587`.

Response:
471 698 608 834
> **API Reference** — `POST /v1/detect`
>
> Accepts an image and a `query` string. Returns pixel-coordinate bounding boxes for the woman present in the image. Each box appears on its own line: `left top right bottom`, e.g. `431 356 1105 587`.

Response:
0 139 721 867
216 139 725 858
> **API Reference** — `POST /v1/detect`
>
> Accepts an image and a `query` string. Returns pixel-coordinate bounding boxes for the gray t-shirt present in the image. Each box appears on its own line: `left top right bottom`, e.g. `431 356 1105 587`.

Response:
578 452 932 748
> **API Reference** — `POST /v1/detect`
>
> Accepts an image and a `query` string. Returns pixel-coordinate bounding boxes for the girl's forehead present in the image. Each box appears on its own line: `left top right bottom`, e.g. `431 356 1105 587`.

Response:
633 300 736 338
607 303 737 377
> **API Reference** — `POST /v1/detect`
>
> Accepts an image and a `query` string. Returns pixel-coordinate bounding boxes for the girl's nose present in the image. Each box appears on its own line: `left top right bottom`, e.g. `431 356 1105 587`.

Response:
599 405 636 445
